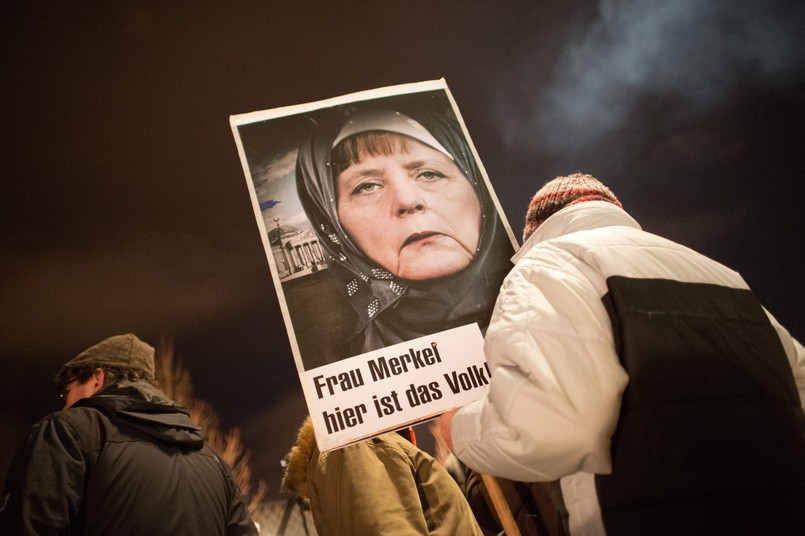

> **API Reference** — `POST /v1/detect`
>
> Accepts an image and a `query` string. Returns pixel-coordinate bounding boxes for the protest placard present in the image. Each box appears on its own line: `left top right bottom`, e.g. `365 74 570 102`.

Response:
230 79 517 450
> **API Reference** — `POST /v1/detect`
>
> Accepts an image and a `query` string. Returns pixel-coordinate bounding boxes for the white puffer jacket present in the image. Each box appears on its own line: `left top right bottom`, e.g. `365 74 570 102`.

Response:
451 201 805 536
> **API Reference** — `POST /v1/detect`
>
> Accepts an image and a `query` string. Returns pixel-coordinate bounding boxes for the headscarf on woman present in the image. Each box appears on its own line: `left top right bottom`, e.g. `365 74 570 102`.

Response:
296 104 514 354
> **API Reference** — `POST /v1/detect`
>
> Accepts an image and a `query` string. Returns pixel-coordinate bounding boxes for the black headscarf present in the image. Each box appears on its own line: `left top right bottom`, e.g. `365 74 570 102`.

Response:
296 105 514 353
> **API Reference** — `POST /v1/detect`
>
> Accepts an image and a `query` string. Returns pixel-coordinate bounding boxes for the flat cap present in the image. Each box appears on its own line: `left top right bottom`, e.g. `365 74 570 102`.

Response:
59 333 155 379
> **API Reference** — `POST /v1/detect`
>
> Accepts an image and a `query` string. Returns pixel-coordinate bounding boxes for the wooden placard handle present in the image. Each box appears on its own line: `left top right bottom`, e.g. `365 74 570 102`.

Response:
480 473 522 536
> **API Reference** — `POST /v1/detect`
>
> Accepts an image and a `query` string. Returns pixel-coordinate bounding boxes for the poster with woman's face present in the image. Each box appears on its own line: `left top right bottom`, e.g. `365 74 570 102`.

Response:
231 80 517 451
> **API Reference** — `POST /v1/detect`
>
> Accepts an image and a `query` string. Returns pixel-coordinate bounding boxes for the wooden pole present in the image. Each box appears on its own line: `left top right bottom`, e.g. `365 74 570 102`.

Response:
481 473 522 536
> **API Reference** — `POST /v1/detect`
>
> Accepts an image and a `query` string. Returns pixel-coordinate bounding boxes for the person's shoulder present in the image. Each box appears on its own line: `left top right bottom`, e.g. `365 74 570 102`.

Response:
369 432 437 466
44 405 108 433
33 405 91 423
18 407 107 454
324 433 406 463
369 431 409 451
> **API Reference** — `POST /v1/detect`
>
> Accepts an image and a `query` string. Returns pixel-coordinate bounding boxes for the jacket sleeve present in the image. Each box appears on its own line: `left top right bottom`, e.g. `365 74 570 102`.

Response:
451 243 629 482
219 458 259 536
0 415 87 535
764 308 805 410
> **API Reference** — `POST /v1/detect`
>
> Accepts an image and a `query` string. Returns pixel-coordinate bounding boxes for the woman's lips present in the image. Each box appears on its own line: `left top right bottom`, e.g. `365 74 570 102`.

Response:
402 231 441 248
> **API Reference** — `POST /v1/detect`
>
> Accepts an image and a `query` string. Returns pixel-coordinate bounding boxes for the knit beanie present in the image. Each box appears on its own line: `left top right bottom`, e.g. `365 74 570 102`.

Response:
522 173 622 242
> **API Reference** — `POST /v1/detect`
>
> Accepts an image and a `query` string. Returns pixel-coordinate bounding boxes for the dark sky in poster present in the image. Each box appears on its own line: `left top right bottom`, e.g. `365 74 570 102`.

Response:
2 1 803 499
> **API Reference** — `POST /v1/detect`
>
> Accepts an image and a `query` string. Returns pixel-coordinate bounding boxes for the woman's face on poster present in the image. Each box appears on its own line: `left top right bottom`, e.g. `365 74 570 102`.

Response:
336 135 481 281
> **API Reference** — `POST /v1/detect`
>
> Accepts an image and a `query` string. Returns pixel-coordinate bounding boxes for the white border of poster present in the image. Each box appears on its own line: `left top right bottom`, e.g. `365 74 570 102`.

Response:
230 79 516 451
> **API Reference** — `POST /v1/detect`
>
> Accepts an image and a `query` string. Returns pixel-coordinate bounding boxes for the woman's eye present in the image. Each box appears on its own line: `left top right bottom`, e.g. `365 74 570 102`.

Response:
352 181 382 195
417 170 446 181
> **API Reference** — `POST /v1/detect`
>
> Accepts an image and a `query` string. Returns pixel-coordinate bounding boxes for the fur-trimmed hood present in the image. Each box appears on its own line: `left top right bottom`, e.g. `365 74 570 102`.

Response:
281 416 316 503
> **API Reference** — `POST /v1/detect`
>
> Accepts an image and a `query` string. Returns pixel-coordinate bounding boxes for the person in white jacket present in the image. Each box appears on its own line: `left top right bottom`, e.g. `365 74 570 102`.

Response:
439 173 805 536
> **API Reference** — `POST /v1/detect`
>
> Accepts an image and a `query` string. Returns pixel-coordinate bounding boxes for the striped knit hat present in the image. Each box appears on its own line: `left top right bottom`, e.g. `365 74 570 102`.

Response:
522 173 622 242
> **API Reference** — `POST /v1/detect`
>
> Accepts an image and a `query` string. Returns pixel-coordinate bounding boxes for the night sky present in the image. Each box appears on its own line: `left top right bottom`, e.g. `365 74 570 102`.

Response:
2 1 803 500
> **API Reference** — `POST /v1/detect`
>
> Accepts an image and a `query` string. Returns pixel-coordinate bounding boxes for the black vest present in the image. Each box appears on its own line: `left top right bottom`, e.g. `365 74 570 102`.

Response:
596 276 805 535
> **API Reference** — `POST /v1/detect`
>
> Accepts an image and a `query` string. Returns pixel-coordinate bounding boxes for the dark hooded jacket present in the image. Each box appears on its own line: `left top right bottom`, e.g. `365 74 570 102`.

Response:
0 381 257 536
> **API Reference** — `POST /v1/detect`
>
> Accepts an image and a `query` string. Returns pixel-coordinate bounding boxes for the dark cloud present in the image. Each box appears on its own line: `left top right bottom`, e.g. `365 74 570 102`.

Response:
498 0 805 157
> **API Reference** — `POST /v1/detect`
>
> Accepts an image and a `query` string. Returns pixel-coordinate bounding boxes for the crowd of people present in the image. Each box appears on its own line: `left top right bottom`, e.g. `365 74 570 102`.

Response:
2 111 803 536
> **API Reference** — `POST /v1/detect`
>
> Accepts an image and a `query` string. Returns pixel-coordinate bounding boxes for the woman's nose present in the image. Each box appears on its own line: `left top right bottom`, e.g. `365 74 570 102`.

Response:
392 179 427 216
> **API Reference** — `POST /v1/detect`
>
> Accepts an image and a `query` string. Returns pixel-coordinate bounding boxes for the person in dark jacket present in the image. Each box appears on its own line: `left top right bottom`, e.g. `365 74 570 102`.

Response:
0 333 258 536
463 466 565 536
